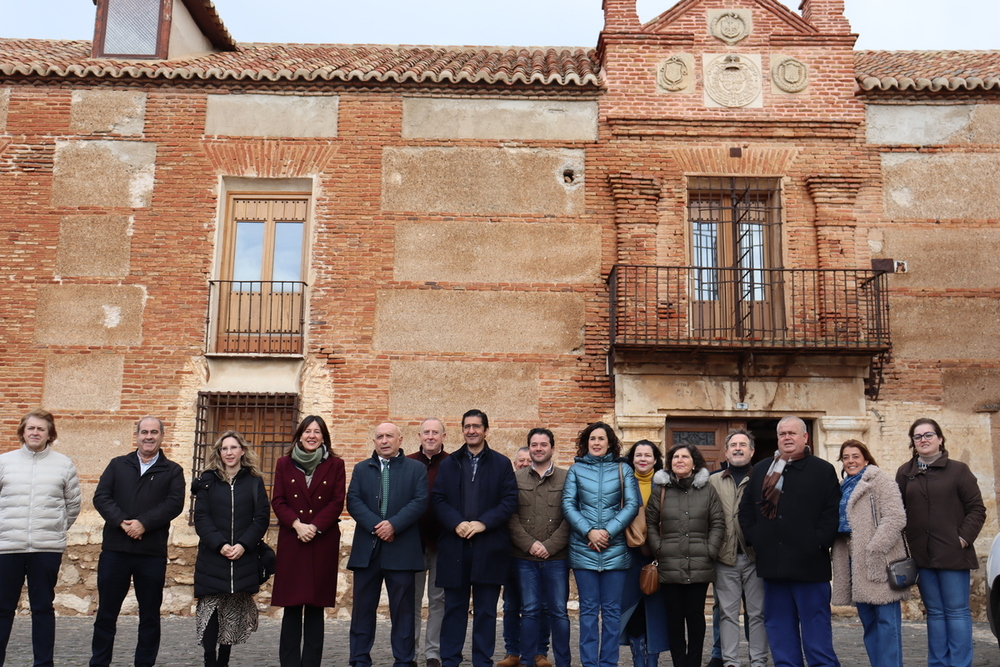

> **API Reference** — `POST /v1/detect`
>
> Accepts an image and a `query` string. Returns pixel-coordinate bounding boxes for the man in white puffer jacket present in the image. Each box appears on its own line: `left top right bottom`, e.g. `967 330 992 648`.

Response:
0 408 82 667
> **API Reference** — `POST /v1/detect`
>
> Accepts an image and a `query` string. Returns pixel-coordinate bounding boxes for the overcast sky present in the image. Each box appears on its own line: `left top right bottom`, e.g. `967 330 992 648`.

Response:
0 0 996 51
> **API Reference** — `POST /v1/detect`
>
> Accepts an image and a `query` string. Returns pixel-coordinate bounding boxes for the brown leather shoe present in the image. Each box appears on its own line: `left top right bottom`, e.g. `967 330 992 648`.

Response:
533 655 552 667
497 655 520 667
427 660 441 667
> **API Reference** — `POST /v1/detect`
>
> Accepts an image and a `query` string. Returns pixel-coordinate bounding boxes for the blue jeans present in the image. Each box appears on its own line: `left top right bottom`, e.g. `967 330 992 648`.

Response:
515 559 570 667
0 552 62 667
90 551 167 667
856 601 902 667
916 568 972 667
762 579 840 667
574 569 627 667
503 571 550 658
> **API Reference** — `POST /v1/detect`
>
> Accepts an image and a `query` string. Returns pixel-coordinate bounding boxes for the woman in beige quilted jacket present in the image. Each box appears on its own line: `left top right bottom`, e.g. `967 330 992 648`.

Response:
831 439 907 667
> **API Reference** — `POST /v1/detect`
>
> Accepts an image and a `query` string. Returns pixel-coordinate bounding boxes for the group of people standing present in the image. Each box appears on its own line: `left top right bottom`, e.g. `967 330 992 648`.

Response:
0 408 988 667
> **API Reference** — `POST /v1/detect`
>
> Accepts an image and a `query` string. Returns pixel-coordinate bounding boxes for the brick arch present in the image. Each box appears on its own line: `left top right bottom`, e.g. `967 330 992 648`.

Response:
202 140 338 178
668 146 798 176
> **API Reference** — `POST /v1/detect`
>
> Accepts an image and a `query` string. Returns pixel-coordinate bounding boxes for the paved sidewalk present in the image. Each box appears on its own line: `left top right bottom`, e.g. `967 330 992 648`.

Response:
5 614 1000 666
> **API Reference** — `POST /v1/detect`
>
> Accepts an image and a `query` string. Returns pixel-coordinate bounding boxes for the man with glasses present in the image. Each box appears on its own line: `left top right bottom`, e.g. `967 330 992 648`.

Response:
739 416 842 667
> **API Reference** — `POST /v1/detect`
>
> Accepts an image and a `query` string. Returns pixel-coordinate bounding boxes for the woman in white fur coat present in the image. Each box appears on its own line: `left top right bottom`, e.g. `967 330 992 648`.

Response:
832 439 908 667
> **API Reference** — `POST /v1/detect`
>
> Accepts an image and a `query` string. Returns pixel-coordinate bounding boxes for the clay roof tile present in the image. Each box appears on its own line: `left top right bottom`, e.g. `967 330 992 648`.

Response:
856 50 1000 91
0 39 601 88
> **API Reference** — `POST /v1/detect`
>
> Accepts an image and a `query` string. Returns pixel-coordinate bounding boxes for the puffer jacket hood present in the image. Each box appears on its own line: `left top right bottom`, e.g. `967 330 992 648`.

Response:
652 466 710 489
0 445 81 554
561 453 640 572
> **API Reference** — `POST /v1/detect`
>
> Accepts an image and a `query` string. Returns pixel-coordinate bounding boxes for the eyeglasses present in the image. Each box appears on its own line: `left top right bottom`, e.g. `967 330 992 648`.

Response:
912 432 938 442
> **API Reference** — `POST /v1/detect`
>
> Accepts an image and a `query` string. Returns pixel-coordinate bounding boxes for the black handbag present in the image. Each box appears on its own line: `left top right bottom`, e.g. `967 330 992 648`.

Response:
252 479 276 584
257 541 276 584
871 494 918 590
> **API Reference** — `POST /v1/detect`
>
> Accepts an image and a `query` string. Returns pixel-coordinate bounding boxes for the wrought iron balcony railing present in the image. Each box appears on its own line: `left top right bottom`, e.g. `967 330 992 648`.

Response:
206 280 307 355
609 265 890 352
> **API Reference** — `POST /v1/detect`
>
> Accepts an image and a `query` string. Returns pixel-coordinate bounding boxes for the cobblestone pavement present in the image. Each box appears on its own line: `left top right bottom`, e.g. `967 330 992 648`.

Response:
5 614 1000 666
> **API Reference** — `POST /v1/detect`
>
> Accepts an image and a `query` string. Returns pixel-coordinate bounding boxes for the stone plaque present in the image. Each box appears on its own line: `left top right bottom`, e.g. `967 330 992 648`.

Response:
709 9 752 46
704 54 761 108
773 57 809 93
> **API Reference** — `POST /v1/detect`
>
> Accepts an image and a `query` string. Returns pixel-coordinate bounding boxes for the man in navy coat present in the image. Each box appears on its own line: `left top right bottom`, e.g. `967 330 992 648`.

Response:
348 422 429 667
432 409 518 667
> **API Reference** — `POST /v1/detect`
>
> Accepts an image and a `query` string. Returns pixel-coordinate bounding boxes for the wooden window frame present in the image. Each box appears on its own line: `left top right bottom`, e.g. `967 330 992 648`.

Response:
93 0 171 60
220 192 311 284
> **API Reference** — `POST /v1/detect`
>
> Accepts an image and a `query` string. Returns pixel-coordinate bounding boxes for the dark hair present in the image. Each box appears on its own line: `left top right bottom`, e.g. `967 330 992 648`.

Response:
527 427 554 447
287 415 336 456
575 421 621 458
724 428 755 449
908 417 946 458
626 439 663 472
18 408 56 446
838 439 878 477
666 442 708 475
462 409 489 430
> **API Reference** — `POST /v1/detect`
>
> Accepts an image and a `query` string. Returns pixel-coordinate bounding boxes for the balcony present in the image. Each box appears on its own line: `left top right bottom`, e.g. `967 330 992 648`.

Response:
206 280 307 355
609 265 890 353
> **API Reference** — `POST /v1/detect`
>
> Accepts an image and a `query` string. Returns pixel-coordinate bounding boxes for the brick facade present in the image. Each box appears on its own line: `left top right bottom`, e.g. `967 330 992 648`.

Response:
1 0 998 617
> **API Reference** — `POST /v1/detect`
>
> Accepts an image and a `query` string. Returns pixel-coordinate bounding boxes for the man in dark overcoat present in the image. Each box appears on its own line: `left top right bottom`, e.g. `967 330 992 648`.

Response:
738 416 842 667
348 422 428 667
432 409 518 667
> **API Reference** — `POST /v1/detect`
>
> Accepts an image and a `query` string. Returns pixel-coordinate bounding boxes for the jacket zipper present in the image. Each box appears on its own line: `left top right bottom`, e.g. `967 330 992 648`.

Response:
229 477 236 594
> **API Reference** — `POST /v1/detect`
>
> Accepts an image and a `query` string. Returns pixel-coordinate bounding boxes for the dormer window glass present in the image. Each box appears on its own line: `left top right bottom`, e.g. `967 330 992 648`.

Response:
94 0 169 59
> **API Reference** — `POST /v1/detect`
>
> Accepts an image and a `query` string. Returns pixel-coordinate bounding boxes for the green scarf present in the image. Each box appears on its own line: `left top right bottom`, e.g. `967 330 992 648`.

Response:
291 443 325 475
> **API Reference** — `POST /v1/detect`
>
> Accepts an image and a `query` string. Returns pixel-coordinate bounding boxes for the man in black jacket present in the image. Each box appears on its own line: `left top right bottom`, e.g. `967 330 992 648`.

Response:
90 417 185 667
347 421 428 667
738 416 841 667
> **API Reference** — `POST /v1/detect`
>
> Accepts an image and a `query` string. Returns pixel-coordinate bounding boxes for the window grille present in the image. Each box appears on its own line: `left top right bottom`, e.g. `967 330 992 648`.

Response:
191 392 299 522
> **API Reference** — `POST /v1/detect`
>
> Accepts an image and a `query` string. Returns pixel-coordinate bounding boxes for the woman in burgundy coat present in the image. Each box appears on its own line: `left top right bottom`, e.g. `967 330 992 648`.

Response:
270 415 346 667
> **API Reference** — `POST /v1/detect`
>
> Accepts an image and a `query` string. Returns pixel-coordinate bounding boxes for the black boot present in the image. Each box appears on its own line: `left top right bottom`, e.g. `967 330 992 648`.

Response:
217 644 232 667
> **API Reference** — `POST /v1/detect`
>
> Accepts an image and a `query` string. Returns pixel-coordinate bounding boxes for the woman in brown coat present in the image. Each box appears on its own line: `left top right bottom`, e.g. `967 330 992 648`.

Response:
271 415 346 667
832 440 907 667
895 418 985 667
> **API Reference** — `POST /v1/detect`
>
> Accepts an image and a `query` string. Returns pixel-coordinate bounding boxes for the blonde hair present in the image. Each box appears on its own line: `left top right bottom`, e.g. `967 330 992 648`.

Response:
206 430 263 479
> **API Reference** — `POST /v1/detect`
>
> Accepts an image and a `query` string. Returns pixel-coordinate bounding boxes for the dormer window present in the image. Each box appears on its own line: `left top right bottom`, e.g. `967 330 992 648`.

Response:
94 0 169 59
91 0 238 61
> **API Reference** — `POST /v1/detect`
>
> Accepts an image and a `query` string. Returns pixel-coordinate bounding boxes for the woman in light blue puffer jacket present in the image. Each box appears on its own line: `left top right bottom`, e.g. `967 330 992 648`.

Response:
562 422 640 667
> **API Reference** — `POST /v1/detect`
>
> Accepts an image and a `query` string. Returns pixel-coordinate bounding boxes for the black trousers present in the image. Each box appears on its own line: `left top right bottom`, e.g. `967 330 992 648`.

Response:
279 604 325 667
661 582 710 667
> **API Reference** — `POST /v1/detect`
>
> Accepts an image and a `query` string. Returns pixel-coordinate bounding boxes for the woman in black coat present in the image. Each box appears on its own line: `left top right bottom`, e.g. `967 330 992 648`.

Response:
193 430 271 667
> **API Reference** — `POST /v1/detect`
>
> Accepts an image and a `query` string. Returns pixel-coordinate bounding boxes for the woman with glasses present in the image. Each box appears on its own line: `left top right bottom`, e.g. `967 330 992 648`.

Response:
895 418 985 667
832 439 907 667
193 431 271 667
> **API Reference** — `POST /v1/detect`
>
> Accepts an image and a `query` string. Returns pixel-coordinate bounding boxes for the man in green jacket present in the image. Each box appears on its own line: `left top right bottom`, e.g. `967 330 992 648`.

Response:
508 429 570 667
